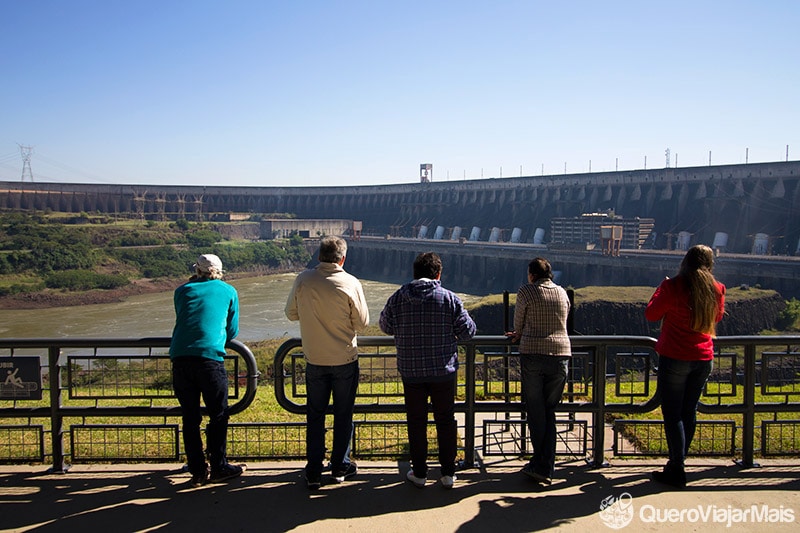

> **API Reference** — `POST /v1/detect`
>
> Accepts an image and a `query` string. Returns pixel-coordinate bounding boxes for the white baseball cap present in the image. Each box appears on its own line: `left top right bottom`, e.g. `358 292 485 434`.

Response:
193 253 223 273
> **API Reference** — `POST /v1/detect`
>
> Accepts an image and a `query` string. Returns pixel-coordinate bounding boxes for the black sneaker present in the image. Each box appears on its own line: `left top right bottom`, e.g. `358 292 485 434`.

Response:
651 469 686 489
305 470 322 490
189 470 208 488
521 464 551 485
332 461 357 483
209 463 244 483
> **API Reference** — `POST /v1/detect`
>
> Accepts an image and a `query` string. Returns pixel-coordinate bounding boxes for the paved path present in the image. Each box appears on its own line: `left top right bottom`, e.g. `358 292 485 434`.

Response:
1 459 798 532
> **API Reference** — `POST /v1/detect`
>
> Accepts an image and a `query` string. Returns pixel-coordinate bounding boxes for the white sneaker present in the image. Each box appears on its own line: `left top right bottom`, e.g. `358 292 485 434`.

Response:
440 475 456 489
406 469 426 488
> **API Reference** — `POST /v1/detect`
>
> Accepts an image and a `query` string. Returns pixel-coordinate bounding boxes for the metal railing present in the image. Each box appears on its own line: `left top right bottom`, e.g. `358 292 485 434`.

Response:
275 335 800 468
0 338 258 472
2 334 799 470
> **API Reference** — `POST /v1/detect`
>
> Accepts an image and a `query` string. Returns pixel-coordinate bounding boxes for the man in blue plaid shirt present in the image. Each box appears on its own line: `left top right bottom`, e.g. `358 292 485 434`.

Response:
379 252 476 489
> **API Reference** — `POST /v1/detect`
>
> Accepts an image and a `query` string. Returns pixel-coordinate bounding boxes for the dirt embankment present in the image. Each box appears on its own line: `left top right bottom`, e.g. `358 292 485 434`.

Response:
0 278 182 310
0 268 299 310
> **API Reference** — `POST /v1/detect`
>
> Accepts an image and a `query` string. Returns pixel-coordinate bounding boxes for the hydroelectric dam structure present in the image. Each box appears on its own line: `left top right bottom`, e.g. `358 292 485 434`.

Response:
2 160 800 297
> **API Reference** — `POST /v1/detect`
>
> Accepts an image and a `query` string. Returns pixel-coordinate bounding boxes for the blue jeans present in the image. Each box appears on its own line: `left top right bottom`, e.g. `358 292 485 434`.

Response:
403 375 457 478
521 355 569 477
657 355 712 468
305 361 359 476
172 358 230 476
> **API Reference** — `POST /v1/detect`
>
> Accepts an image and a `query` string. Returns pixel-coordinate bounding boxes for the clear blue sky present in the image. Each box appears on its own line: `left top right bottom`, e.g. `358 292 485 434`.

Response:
1 1 798 186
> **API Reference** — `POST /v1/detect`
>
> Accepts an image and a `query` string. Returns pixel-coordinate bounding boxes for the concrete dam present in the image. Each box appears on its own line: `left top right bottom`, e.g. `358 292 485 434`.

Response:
2 160 799 297
2 160 799 254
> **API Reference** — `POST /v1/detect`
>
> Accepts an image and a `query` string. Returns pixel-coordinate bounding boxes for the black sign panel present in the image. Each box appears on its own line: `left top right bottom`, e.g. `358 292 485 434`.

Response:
0 357 42 400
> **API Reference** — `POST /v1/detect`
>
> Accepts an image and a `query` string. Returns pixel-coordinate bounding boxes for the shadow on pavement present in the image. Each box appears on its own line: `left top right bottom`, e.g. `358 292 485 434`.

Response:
1 460 798 532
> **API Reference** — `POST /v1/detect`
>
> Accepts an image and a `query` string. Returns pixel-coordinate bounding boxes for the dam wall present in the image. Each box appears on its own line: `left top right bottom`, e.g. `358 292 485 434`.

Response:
2 160 800 254
344 237 800 300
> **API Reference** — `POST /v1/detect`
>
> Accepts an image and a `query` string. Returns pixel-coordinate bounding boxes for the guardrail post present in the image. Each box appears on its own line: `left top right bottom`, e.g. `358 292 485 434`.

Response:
591 344 608 467
502 291 512 431
739 343 758 468
48 346 68 473
464 344 476 467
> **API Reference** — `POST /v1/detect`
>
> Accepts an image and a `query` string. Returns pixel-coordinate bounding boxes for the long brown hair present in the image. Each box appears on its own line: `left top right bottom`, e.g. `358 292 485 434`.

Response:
678 244 721 335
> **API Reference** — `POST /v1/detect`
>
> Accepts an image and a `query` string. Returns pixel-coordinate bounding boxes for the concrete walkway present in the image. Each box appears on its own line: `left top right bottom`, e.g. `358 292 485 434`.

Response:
1 458 798 532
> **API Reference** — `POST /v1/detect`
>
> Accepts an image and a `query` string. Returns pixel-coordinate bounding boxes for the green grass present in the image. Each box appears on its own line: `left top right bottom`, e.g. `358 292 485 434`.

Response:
573 286 656 304
0 273 44 290
575 285 777 304
467 285 781 309
603 377 800 456
467 293 513 310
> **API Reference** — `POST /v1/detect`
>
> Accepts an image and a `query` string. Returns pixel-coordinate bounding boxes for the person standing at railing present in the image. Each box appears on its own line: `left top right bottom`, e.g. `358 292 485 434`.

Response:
379 252 476 489
285 236 370 490
506 257 571 486
645 244 725 489
170 253 244 487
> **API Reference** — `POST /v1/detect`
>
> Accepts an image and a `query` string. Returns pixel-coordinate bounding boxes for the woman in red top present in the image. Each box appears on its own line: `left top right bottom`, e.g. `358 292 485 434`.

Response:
645 244 725 488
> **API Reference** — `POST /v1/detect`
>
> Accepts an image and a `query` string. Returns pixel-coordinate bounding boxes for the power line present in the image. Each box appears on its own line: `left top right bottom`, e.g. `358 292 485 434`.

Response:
33 151 115 183
0 151 19 164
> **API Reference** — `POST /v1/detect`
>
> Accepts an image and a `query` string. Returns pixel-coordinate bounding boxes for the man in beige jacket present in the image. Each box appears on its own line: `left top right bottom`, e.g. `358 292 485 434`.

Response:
285 236 369 489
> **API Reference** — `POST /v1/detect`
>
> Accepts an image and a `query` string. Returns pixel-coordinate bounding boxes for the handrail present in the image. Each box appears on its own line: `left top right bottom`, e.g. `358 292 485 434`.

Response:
0 337 259 472
275 334 800 468
3 334 799 471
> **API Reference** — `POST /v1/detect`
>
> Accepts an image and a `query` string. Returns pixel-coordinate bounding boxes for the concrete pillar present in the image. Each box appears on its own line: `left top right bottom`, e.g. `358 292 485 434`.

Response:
733 179 745 197
695 181 707 200
771 179 786 198
630 184 641 201
615 185 627 213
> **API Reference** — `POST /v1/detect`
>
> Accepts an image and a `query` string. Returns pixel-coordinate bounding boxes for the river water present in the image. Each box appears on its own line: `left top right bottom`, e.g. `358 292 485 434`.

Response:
0 274 481 342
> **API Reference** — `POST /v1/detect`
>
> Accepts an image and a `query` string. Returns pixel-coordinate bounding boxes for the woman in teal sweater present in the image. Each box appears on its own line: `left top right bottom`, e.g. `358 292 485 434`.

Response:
170 254 242 487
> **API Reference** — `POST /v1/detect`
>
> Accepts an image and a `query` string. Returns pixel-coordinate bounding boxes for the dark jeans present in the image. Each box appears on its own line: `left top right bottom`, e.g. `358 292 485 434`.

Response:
657 355 712 468
521 355 569 478
172 357 230 476
305 361 359 476
403 375 457 478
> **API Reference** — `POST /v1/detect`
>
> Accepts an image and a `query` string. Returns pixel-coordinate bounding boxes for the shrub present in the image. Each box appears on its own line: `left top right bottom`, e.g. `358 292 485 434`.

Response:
0 281 45 296
186 229 221 247
111 246 195 278
775 298 800 331
29 243 97 273
142 260 188 278
44 270 129 291
109 231 164 247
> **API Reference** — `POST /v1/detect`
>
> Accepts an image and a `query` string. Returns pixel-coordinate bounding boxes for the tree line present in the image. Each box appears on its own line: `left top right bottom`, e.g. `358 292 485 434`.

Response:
0 212 311 295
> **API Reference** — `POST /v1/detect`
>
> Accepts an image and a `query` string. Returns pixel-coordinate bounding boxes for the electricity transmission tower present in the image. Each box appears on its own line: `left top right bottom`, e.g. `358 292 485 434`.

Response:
18 144 34 182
